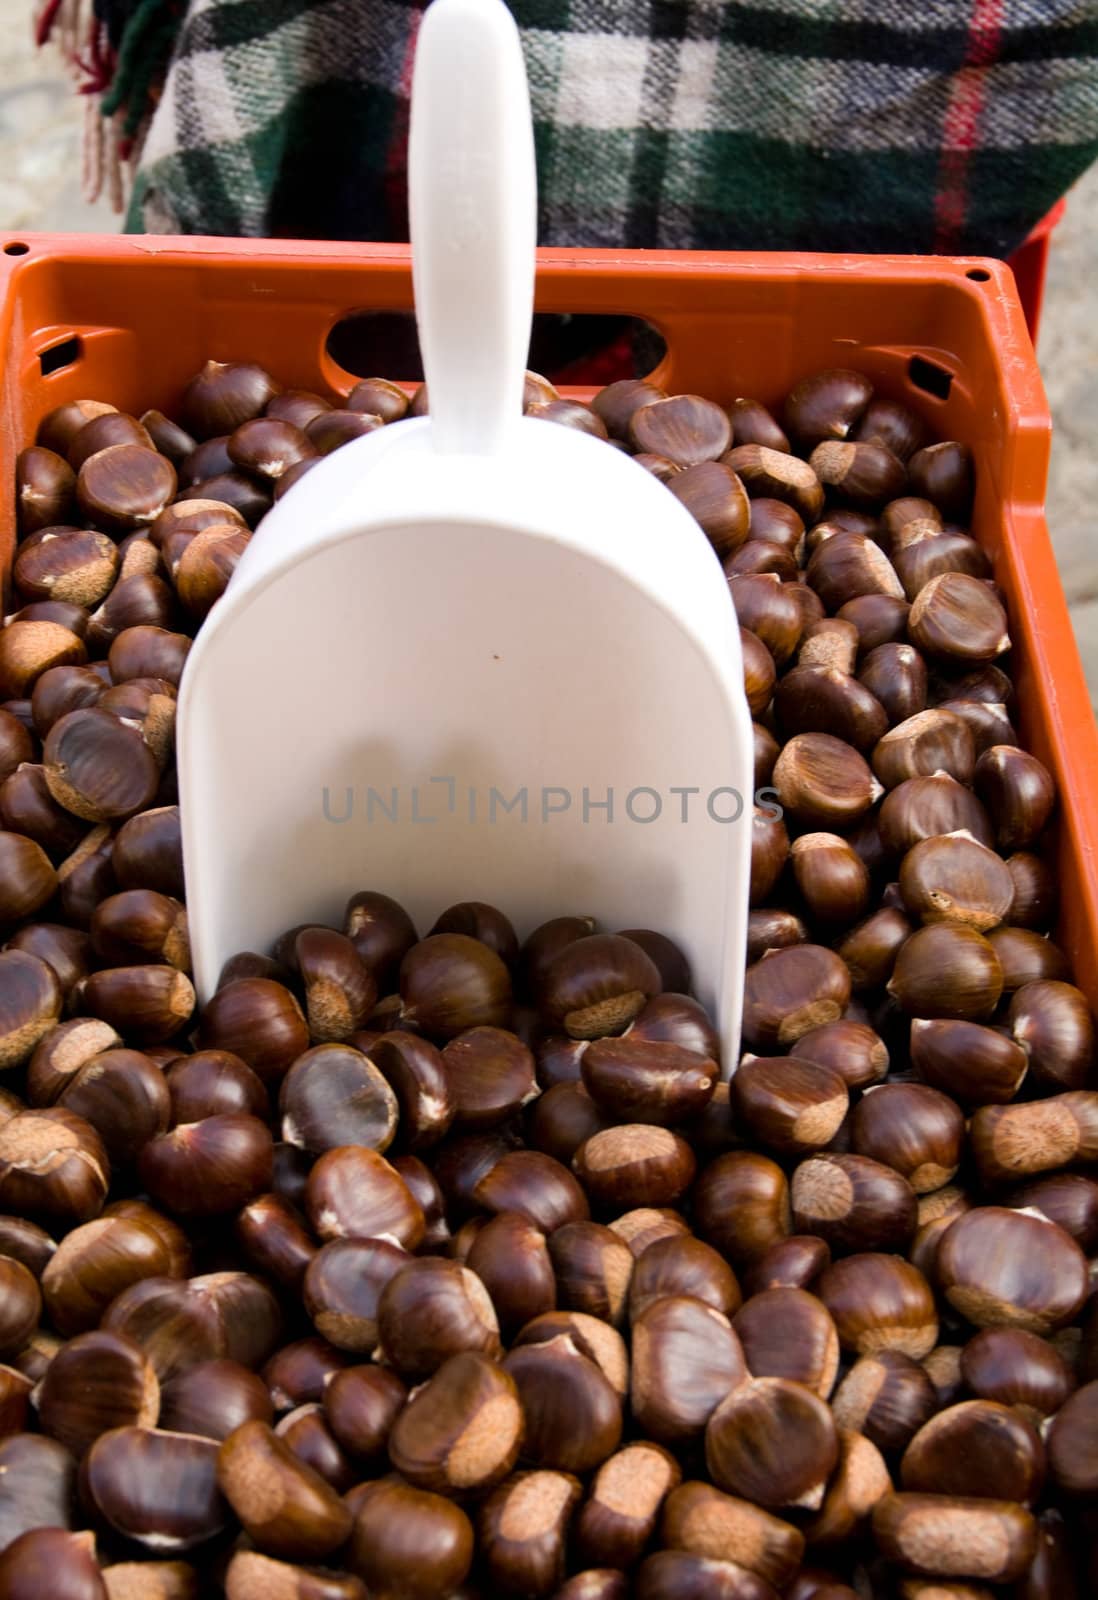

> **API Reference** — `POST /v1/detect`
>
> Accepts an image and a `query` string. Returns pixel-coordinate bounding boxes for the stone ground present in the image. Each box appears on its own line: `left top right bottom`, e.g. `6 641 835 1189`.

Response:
1 0 1096 701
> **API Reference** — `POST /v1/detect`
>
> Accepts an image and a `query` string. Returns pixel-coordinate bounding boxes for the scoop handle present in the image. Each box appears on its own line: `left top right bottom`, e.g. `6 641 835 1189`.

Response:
408 0 537 456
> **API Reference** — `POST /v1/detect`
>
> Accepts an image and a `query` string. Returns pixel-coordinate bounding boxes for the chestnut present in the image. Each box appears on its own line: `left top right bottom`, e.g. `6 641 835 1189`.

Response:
960 1327 1076 1422
322 1364 406 1465
346 1477 474 1599
794 1020 889 1089
879 771 993 856
724 443 824 524
673 463 752 556
1046 1379 1098 1497
909 1017 1028 1107
306 1145 424 1247
442 1026 537 1128
515 1310 628 1397
831 1349 938 1456
694 1151 790 1265
0 1106 109 1223
887 924 1002 1020
773 734 882 828
399 933 512 1038
104 1271 282 1382
504 1334 621 1473
377 1257 500 1379
280 1044 397 1156
343 889 418 989
900 1398 1044 1505
477 1469 581 1598
466 1211 556 1337
660 1483 804 1589
166 1049 268 1123
529 1083 609 1166
42 1207 189 1335
792 1152 917 1253
732 1286 839 1399
625 992 720 1061
368 1030 455 1148
1004 850 1057 929
577 1441 681 1570
852 1083 965 1193
635 1550 782 1599
0 621 87 701
872 1492 1036 1584
986 926 1068 991
389 1350 523 1494
818 1253 938 1358
264 1337 348 1413
790 833 872 925
742 944 852 1049
630 1296 747 1442
1007 1172 1098 1252
223 1551 366 1600
573 1125 695 1210
5 922 91 1002
731 1054 848 1156
0 1254 41 1358
784 369 873 448
139 1114 272 1216
706 1375 839 1511
727 573 804 666
217 1420 351 1560
629 394 731 466
538 934 660 1041
898 831 1012 931
235 1193 316 1290
0 1214 55 1278
303 1236 407 1353
182 360 279 437
83 1425 228 1552
0 1528 105 1600
1007 979 1094 1091
112 805 184 898
802 1427 892 1548
581 1036 717 1127
628 1233 739 1322
0 950 62 1070
37 1329 158 1458
936 1206 1088 1333
199 978 309 1083
742 1235 830 1297
77 964 196 1045
746 908 808 963
159 1357 273 1442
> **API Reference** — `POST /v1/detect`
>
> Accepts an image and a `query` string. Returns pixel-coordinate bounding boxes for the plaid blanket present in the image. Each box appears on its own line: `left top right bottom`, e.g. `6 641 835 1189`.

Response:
46 0 1098 257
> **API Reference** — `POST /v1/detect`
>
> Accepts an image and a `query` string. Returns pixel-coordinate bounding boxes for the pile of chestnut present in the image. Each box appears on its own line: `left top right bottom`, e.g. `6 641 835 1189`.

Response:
0 358 1095 1600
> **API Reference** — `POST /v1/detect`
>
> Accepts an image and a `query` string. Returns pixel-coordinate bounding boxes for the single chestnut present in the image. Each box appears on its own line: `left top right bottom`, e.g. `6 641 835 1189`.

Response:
199 977 309 1082
576 1441 681 1570
477 1469 581 1598
83 1425 228 1552
817 1253 938 1358
573 1125 695 1210
706 1375 839 1511
346 1477 474 1599
217 1420 351 1560
831 1349 938 1455
936 1206 1088 1334
503 1334 622 1473
872 1492 1036 1584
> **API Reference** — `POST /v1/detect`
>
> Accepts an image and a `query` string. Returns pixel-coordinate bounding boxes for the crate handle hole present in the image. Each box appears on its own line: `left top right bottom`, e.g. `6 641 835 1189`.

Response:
324 310 666 387
39 336 82 377
3 241 29 256
966 268 991 282
907 355 954 402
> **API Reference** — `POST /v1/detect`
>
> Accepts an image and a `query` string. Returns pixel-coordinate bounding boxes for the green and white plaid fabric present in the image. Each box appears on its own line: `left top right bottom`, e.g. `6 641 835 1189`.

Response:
128 0 1098 256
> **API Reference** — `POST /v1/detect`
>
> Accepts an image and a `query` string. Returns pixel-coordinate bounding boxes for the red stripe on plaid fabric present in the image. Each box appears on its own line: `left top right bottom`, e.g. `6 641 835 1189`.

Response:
383 4 425 239
934 0 1005 252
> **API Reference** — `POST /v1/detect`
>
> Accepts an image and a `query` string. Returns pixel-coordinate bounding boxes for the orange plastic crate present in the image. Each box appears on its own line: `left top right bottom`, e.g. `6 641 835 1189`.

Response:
1 233 1095 1000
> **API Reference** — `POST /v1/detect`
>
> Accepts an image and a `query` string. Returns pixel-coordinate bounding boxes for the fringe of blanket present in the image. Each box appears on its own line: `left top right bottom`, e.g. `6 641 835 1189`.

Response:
35 0 183 210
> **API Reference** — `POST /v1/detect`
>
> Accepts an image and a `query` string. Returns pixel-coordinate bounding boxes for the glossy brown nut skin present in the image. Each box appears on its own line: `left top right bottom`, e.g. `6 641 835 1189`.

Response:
1046 1379 1098 1497
628 1234 740 1322
887 925 1003 1020
733 1287 839 1399
139 1114 273 1216
466 1211 557 1338
503 1335 622 1474
1007 979 1094 1091
851 1083 965 1193
936 1207 1088 1334
223 1551 366 1600
792 1152 918 1253
41 1210 189 1336
1007 1172 1098 1252
322 1364 406 1462
112 806 184 898
0 1214 55 1278
694 1151 790 1265
399 933 513 1039
217 1420 351 1561
548 1220 634 1325
377 1257 501 1379
158 1358 273 1441
302 1236 406 1353
76 965 195 1045
199 978 309 1083
742 944 852 1050
901 1398 1045 1505
53 1048 170 1166
630 1296 747 1442
442 1026 537 1128
581 1036 718 1126
0 1528 106 1600
818 1253 938 1359
263 1337 348 1414
731 1055 848 1157
0 951 62 1071
742 1235 830 1297
234 1193 316 1291
346 1477 474 1599
0 1255 41 1357
305 1145 424 1248
343 889 418 989
705 1376 839 1511
368 1030 455 1148
909 1018 1028 1107
0 1106 109 1224
475 1149 590 1230
279 1044 398 1156
388 1350 523 1494
104 1271 282 1383
166 1050 268 1123
538 934 661 1041
573 1126 696 1211
831 1350 938 1455
576 1442 681 1570
37 1329 158 1457
84 1425 228 1552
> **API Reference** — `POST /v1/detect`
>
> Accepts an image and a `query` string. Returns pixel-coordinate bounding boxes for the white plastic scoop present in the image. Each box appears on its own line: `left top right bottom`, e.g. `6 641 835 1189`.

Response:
177 0 753 1061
